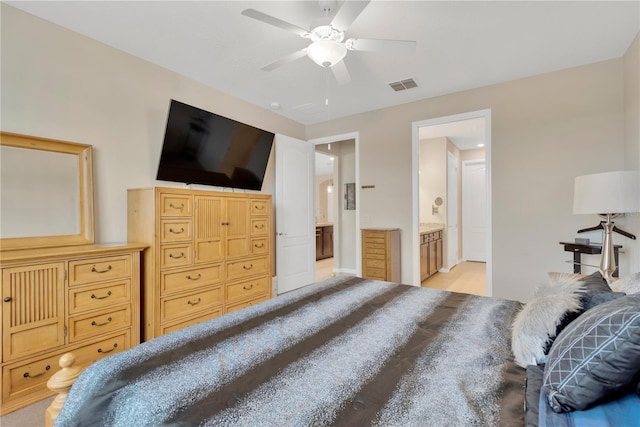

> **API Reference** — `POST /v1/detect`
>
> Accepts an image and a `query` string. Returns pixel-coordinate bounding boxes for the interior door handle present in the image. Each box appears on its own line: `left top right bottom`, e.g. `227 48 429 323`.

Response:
277 232 288 236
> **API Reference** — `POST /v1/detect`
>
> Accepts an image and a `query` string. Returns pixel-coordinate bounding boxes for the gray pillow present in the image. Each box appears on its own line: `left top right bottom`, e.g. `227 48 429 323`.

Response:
579 271 625 310
542 294 640 412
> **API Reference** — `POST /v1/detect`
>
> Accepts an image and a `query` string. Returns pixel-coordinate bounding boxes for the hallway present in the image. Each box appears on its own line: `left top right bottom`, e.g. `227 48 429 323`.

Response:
421 261 486 296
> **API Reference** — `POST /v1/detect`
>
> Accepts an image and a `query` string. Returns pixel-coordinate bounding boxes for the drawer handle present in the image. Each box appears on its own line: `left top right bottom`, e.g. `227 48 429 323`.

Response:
243 264 253 270
187 298 201 306
221 221 230 226
186 273 201 280
254 224 265 229
24 365 51 378
169 252 185 259
169 227 185 234
243 284 254 291
98 343 118 354
91 290 112 300
254 243 264 249
254 205 265 210
91 265 112 274
92 317 112 327
169 202 184 211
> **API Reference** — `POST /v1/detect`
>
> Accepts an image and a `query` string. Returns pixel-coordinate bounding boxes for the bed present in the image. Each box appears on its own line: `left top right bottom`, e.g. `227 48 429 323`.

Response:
48 276 528 426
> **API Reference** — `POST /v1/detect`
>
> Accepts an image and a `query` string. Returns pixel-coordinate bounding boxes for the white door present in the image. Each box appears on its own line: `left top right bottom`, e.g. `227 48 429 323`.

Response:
275 134 316 294
447 152 459 268
462 160 486 262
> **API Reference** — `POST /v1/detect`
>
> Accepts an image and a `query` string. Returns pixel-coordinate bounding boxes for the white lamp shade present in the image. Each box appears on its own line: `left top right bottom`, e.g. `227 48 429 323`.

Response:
307 40 347 68
573 170 640 214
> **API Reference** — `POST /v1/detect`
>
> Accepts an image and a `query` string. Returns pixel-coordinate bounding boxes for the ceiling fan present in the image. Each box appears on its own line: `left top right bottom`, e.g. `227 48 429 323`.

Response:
241 0 416 84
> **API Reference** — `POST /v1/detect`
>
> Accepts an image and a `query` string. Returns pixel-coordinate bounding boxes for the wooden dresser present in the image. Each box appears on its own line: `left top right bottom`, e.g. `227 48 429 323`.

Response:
361 228 401 283
0 244 144 414
127 187 272 341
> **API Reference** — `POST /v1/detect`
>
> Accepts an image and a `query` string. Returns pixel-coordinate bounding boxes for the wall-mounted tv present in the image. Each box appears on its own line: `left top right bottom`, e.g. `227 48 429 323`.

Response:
156 100 275 191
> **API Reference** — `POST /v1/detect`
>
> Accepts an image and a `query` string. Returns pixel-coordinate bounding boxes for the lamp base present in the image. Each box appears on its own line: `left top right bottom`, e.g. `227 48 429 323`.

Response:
600 216 616 282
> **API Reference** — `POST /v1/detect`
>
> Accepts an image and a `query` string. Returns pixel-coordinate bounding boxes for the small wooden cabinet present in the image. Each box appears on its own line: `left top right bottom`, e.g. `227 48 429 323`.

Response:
315 225 334 260
420 230 443 281
0 244 144 414
361 228 400 283
128 187 272 341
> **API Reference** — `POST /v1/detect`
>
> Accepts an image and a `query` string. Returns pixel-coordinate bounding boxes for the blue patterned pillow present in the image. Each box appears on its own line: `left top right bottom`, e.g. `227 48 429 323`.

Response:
542 294 640 412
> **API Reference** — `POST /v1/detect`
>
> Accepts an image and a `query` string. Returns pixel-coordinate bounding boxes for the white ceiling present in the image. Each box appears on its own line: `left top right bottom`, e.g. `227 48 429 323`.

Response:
7 1 639 126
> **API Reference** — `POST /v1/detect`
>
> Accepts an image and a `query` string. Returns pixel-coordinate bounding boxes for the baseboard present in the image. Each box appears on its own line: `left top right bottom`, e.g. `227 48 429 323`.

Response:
336 268 357 276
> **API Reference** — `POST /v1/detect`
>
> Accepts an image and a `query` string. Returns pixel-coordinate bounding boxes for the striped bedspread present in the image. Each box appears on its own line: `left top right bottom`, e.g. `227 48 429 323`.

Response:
55 276 526 426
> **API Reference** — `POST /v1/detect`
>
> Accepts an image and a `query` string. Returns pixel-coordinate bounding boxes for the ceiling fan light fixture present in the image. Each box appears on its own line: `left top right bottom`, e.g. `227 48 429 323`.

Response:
307 40 347 67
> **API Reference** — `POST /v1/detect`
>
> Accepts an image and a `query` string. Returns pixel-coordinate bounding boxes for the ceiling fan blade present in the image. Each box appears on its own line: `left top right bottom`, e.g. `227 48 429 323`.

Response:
331 60 351 85
241 9 309 37
330 0 370 31
347 38 416 53
261 48 308 71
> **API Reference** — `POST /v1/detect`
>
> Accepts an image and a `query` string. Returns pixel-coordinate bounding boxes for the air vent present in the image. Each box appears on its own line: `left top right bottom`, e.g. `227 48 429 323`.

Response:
388 78 418 92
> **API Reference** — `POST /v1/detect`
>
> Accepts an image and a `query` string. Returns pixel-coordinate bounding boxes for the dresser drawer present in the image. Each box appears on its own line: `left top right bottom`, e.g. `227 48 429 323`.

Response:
364 259 387 269
160 219 193 243
160 264 223 295
225 294 269 314
69 255 131 286
2 352 59 406
363 248 386 258
363 267 386 280
73 332 130 368
226 256 268 280
251 199 270 216
160 243 193 269
68 279 131 315
226 276 268 303
68 305 131 343
160 193 192 217
250 238 269 255
161 310 222 335
160 286 224 323
251 218 269 236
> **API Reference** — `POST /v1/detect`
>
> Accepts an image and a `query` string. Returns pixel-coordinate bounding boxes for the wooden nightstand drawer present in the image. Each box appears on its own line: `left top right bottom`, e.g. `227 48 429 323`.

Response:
69 255 131 286
251 200 270 215
226 277 268 303
365 259 387 269
68 305 131 343
160 264 223 295
160 194 192 217
226 256 268 280
160 243 192 269
161 286 224 323
68 280 131 314
160 219 193 243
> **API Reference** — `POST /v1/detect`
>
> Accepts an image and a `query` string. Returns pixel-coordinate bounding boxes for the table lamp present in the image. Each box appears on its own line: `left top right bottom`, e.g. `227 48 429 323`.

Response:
573 170 639 281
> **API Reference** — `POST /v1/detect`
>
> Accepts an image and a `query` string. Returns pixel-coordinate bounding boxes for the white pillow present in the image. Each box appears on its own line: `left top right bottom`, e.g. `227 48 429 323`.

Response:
611 272 640 294
511 276 584 368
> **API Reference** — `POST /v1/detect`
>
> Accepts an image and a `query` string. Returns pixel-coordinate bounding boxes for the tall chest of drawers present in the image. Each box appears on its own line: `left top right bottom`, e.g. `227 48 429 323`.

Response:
0 244 144 414
361 228 401 283
127 187 272 341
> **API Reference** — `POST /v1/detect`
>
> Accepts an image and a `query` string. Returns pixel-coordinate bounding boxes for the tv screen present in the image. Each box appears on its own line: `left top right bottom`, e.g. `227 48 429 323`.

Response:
156 100 275 191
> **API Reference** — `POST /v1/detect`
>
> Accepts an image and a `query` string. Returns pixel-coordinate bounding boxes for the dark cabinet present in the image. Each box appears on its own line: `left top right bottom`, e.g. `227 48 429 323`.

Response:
316 225 333 260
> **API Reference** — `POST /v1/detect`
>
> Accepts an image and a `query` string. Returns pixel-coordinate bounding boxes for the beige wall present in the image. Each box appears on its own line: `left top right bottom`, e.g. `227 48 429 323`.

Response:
308 58 628 302
2 5 637 302
1 5 305 244
624 33 640 274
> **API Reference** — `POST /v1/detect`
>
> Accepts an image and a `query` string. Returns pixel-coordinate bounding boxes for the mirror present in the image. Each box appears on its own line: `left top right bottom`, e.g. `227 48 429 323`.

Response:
0 132 94 250
432 196 444 214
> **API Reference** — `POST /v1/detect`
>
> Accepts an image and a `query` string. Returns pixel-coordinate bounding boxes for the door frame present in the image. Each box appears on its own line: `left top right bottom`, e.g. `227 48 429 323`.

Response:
309 131 361 277
411 109 492 295
462 159 487 262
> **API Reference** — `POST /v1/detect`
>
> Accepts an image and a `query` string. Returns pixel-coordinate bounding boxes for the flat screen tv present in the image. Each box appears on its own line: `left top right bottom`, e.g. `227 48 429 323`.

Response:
156 100 275 191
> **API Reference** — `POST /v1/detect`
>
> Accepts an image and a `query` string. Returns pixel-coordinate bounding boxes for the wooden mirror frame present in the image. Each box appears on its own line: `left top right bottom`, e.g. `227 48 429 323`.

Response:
0 132 95 250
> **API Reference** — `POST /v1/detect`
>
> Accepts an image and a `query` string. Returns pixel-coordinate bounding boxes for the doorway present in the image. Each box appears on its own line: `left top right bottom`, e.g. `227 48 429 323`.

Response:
310 133 360 281
412 110 491 296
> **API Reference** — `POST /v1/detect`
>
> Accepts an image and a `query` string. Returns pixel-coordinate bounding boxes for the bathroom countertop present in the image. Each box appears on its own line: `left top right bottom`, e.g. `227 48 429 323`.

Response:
420 223 444 235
